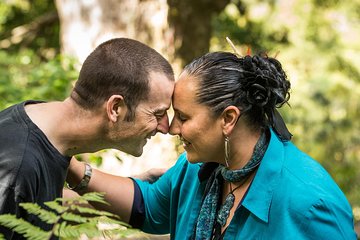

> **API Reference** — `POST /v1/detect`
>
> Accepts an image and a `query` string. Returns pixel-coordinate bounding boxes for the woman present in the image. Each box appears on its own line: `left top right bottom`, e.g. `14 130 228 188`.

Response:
131 52 356 239
67 51 357 239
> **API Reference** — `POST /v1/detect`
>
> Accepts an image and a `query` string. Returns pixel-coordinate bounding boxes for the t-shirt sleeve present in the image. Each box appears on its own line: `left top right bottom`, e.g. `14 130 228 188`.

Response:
129 178 145 228
0 186 34 239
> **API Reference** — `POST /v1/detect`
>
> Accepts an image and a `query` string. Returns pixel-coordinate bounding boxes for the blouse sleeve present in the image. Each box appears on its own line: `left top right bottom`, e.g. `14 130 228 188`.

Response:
133 153 189 234
304 198 357 240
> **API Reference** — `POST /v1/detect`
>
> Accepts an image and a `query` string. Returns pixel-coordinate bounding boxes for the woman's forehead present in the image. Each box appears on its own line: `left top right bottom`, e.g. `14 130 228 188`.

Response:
172 74 198 107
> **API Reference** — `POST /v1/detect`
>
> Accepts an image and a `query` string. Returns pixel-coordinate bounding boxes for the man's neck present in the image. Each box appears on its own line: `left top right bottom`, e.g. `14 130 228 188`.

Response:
24 99 106 156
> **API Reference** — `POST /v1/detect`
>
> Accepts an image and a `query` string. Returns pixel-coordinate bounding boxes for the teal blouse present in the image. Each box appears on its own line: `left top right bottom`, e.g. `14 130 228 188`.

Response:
135 129 357 239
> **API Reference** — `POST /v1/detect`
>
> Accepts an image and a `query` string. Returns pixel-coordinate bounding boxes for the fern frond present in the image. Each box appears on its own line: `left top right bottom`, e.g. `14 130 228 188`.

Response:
20 203 59 224
0 215 51 240
72 205 119 218
44 201 68 214
0 192 138 239
91 216 131 228
55 221 101 238
61 212 88 224
104 228 140 238
82 192 109 205
0 233 5 240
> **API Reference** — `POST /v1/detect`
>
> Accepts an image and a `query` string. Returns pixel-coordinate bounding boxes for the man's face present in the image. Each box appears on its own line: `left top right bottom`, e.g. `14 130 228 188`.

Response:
115 71 174 156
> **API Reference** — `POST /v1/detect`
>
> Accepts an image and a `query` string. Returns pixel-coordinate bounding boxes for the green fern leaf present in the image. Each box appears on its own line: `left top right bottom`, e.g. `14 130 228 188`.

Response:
61 212 88 223
61 197 89 206
0 214 51 240
0 192 138 239
0 233 5 240
44 201 68 214
104 228 140 238
88 216 131 228
82 192 110 205
55 221 101 238
72 205 120 218
20 203 59 224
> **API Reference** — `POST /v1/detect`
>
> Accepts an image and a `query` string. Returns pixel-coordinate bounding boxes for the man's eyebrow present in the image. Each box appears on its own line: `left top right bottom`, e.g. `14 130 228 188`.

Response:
154 107 168 114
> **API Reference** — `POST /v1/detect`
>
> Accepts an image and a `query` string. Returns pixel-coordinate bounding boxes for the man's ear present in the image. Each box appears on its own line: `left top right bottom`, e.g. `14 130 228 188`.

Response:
106 95 126 122
221 106 240 135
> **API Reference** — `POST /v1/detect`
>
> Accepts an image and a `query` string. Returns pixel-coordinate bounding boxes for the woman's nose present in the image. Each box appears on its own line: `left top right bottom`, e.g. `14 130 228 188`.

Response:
157 113 170 134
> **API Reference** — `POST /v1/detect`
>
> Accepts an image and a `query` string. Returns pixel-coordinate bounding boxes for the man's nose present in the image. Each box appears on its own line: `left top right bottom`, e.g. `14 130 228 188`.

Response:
157 113 169 134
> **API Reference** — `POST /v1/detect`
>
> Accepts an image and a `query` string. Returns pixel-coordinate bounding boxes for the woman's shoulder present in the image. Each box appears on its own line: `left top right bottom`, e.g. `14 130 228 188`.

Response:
274 143 351 214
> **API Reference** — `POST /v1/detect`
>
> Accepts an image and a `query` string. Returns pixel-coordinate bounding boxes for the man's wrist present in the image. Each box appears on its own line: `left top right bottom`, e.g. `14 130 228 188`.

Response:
66 163 92 193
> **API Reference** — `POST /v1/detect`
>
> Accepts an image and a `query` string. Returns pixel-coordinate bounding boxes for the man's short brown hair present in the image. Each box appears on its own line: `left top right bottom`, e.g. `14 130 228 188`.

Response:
71 38 174 121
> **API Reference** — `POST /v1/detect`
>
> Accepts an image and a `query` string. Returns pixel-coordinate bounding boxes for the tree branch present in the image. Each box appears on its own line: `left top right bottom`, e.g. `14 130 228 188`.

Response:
0 11 58 49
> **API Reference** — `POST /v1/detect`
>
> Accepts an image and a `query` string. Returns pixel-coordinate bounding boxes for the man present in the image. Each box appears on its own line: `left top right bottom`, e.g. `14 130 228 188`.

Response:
0 38 174 238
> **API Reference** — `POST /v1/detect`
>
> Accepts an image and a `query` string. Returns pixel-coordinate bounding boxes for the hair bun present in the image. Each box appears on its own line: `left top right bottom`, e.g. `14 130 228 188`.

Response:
240 55 290 110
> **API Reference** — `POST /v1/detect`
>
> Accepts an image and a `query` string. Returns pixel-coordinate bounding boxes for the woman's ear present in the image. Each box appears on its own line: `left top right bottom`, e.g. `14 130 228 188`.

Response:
221 106 240 135
106 95 126 122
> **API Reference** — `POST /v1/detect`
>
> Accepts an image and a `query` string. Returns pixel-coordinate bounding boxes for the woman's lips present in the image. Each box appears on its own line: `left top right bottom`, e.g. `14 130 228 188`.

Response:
180 137 191 147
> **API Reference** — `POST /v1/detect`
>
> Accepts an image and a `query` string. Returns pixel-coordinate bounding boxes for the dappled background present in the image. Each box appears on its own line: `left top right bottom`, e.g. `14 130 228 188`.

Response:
0 0 359 232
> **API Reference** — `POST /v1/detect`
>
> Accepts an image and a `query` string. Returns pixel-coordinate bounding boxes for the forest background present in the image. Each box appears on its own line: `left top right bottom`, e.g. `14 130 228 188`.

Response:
0 0 359 231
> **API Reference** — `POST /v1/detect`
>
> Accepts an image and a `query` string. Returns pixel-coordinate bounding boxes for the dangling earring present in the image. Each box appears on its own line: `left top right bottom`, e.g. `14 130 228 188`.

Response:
224 136 230 168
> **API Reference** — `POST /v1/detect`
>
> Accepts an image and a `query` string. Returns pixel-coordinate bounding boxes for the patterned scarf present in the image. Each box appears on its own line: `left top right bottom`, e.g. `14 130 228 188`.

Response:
192 131 268 240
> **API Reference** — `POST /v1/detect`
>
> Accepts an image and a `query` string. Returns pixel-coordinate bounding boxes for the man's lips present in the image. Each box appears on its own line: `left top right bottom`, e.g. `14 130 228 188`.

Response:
146 132 156 140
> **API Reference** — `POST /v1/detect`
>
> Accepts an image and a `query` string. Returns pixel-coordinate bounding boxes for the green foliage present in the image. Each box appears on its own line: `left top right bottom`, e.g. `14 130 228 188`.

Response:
0 192 138 240
0 0 59 57
21 203 59 224
0 0 70 110
0 49 78 110
0 215 50 240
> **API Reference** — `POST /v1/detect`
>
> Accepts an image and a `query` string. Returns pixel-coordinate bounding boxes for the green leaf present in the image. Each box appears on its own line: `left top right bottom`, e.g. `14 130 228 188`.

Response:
20 203 59 224
72 205 120 218
0 215 51 240
55 221 100 238
82 192 110 205
88 216 131 228
0 192 140 239
61 212 88 224
44 201 68 214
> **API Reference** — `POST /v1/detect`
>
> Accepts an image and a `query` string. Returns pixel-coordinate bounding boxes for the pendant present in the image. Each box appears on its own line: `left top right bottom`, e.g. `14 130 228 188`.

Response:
217 192 235 227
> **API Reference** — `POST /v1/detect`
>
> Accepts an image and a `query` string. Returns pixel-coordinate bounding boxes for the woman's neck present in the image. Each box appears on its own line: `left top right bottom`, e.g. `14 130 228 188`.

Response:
226 126 262 170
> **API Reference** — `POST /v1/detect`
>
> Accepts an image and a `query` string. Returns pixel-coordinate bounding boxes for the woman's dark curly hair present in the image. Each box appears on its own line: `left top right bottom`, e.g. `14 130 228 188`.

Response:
183 51 291 133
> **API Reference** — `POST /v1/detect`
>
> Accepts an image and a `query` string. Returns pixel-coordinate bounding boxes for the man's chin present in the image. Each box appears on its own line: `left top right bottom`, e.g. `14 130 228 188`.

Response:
118 141 145 157
132 150 143 157
126 146 144 157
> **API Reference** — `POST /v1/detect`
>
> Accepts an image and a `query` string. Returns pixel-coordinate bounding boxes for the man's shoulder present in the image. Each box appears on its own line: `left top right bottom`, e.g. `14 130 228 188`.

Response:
0 102 31 168
0 101 43 189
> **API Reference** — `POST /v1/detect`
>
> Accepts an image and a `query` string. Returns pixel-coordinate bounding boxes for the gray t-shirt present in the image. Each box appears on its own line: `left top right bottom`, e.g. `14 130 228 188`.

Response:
0 101 70 239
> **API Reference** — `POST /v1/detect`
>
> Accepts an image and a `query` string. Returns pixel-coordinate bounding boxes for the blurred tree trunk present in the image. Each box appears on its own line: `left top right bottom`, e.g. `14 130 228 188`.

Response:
54 0 230 178
55 0 230 66
55 0 174 64
168 0 230 65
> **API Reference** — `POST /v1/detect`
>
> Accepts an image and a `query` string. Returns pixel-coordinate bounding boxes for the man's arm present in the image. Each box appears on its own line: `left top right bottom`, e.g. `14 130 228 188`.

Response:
66 157 167 223
66 157 135 223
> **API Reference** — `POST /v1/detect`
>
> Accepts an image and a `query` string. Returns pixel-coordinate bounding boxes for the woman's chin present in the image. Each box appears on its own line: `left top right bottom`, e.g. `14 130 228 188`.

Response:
185 153 201 164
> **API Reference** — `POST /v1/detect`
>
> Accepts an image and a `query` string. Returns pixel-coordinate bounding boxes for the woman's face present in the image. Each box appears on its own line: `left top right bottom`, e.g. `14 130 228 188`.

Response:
169 72 225 164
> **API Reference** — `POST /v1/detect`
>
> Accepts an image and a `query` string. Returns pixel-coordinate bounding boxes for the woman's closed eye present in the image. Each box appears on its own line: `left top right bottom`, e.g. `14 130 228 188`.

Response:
176 112 187 122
